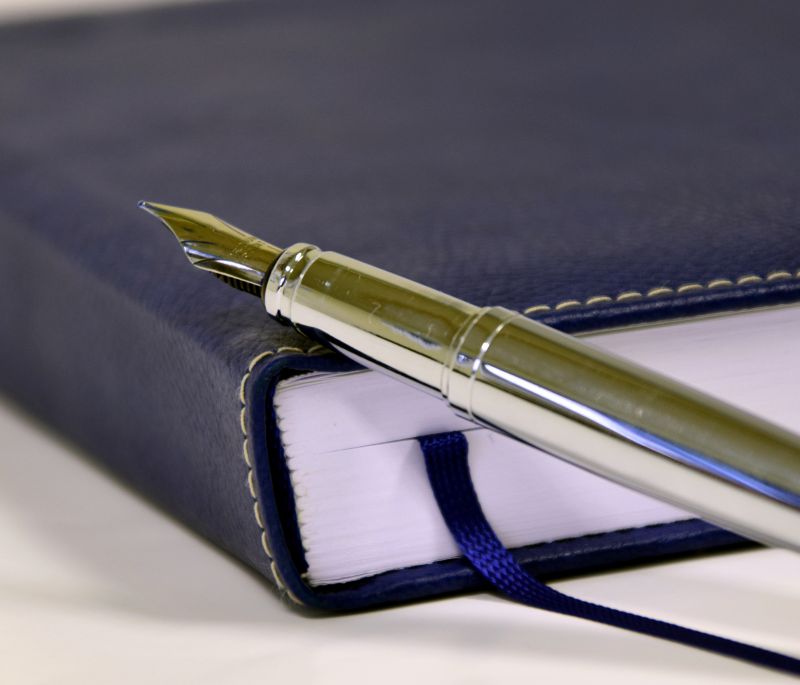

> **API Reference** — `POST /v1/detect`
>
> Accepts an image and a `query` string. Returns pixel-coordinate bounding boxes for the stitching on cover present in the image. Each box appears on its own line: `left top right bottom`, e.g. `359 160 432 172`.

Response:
523 268 800 315
240 344 323 605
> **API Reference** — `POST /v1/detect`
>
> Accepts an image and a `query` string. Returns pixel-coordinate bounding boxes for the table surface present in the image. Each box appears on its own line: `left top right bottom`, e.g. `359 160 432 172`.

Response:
1 2 799 683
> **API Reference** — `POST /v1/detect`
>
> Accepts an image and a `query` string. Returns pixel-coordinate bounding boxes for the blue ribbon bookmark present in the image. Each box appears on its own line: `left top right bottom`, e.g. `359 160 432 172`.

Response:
418 431 800 677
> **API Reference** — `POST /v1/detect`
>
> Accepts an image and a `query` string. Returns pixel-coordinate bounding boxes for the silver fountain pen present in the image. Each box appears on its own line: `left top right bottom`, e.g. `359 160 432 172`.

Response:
141 201 800 551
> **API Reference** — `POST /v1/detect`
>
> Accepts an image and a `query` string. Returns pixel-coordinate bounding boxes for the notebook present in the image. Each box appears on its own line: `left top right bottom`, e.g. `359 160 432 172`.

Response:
1 0 799 610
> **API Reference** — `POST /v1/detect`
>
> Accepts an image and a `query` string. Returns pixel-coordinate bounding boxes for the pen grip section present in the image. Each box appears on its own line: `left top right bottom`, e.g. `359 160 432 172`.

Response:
264 245 479 394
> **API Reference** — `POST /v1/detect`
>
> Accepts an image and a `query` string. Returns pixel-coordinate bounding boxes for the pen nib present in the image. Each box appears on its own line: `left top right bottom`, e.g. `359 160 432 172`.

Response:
138 201 283 297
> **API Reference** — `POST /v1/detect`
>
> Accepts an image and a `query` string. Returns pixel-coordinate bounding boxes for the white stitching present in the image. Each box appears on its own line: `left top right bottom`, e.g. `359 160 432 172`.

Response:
240 344 316 605
523 268 800 315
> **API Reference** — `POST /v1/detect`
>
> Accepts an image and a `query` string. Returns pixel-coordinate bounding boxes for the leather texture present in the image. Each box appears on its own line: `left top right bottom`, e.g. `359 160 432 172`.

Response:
1 0 799 609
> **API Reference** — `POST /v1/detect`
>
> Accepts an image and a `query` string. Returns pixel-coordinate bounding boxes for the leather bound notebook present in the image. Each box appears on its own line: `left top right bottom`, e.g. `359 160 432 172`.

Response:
2 0 800 610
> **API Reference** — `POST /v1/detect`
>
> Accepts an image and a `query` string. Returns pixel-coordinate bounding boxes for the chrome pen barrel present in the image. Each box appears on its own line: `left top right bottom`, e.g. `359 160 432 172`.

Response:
265 243 478 394
449 308 800 549
265 242 800 550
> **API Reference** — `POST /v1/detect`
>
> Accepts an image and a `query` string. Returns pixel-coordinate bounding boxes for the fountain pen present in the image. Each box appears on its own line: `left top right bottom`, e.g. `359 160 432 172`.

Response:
140 201 800 551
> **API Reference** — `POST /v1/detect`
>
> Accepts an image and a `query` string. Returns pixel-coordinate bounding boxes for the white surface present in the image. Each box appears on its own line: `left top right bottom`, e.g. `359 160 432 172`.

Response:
2 397 800 684
277 305 799 585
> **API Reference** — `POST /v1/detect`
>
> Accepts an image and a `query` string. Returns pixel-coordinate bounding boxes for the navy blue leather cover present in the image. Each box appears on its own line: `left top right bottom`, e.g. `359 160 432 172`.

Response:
2 0 799 610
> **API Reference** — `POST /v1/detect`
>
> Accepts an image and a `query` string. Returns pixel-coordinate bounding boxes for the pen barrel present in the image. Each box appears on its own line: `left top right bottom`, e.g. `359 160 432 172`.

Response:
450 308 800 549
265 243 479 394
265 244 800 550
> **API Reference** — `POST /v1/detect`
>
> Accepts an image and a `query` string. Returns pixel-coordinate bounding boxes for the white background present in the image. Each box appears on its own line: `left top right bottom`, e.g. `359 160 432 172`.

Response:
1 2 799 683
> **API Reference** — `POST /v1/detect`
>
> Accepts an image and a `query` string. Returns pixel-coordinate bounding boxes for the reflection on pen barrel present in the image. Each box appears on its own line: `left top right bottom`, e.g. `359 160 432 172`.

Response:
265 242 800 551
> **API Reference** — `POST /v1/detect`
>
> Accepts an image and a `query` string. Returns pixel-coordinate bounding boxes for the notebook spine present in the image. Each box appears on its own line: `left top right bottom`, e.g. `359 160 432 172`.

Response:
0 212 275 582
